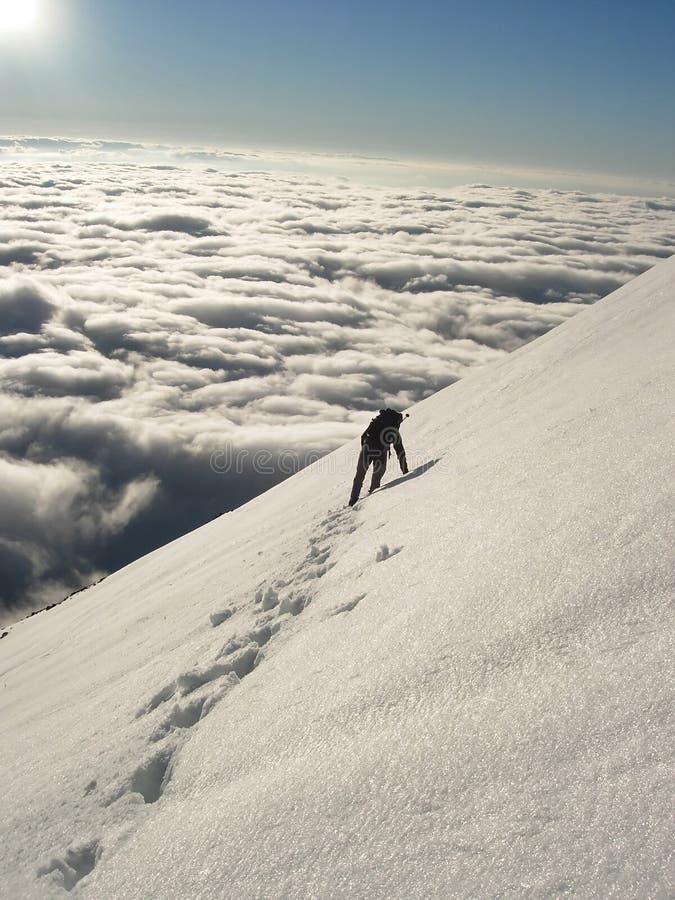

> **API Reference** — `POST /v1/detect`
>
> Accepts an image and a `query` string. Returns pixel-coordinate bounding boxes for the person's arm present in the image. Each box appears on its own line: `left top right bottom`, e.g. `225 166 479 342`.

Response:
393 432 408 474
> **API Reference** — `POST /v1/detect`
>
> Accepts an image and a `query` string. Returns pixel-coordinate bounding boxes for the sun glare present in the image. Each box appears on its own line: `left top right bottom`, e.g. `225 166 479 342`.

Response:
0 0 40 34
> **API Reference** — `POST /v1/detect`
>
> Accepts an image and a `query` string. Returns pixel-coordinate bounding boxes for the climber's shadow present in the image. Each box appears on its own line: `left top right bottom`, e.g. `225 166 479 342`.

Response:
379 458 440 493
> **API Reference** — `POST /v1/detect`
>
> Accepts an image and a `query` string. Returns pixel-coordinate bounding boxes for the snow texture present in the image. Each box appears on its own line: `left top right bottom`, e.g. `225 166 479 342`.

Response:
0 256 674 898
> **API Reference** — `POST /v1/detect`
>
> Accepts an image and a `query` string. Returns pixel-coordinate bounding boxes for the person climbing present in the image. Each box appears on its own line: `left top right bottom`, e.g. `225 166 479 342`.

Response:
348 408 409 507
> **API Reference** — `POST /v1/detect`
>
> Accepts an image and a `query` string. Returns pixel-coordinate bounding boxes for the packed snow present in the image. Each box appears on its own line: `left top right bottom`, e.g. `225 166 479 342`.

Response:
0 256 673 899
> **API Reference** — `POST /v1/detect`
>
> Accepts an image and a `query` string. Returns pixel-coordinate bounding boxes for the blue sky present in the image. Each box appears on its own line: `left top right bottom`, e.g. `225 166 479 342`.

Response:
1 0 674 181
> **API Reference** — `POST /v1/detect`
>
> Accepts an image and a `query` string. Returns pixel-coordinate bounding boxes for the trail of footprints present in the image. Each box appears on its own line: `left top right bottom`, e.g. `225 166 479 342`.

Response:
38 506 370 892
37 842 101 893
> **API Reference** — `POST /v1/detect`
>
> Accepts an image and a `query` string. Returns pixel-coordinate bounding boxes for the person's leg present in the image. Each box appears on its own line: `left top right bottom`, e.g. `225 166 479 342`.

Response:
348 449 370 506
369 455 387 492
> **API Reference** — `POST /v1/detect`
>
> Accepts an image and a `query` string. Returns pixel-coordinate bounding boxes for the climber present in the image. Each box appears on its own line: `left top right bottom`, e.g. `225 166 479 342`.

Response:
348 408 408 507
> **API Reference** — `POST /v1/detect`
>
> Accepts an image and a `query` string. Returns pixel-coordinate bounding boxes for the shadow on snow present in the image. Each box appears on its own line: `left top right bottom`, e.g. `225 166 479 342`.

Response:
378 458 440 494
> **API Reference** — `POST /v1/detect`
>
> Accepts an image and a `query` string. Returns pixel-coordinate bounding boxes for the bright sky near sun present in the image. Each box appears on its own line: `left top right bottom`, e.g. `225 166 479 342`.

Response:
0 0 40 33
0 0 674 184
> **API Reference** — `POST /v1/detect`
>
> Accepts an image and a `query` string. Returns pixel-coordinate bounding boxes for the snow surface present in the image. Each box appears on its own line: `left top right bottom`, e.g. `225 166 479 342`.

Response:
1 256 674 899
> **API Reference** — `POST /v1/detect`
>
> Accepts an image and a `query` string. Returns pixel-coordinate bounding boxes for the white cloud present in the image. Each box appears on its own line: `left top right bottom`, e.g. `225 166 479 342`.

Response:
0 276 57 334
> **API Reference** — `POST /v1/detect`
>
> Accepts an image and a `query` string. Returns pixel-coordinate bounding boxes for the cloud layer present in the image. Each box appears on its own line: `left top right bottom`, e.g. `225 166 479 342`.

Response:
1 147 674 621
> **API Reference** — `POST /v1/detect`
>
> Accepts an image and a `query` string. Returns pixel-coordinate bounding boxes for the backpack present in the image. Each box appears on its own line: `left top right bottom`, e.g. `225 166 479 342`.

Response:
362 408 404 449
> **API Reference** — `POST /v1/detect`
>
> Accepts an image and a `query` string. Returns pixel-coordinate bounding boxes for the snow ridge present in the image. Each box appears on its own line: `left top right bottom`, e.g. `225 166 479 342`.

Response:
1 257 674 899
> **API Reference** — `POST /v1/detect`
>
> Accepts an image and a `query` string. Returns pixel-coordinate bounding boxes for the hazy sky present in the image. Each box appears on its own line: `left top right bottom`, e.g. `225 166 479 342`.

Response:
1 0 674 183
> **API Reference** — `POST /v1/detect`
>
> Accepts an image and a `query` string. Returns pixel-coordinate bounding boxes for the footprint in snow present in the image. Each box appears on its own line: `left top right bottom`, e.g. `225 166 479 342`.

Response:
376 544 403 562
209 607 234 627
105 745 176 807
278 592 311 617
328 594 367 616
319 509 345 528
255 584 279 611
176 650 259 695
150 695 210 742
138 616 275 721
136 682 177 718
37 840 102 892
218 623 272 658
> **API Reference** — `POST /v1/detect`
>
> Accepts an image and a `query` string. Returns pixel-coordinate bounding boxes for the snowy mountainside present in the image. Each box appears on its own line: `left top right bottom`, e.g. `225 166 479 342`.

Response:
1 257 674 899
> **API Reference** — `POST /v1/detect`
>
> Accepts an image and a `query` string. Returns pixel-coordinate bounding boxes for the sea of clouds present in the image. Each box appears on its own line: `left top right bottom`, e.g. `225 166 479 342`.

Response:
1 139 674 622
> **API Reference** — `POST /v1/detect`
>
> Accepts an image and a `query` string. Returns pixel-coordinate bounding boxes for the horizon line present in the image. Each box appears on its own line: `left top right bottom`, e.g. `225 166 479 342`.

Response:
2 131 674 198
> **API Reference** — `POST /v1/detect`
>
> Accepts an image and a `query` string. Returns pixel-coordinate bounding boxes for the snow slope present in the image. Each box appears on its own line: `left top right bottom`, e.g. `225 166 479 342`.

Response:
1 257 674 899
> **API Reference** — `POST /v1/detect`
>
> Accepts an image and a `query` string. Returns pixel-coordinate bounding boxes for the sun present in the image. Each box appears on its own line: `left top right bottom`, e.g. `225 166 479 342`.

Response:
0 0 40 33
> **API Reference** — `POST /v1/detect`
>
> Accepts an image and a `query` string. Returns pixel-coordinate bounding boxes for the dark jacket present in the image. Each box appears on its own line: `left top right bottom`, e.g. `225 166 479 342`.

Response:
361 409 407 471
